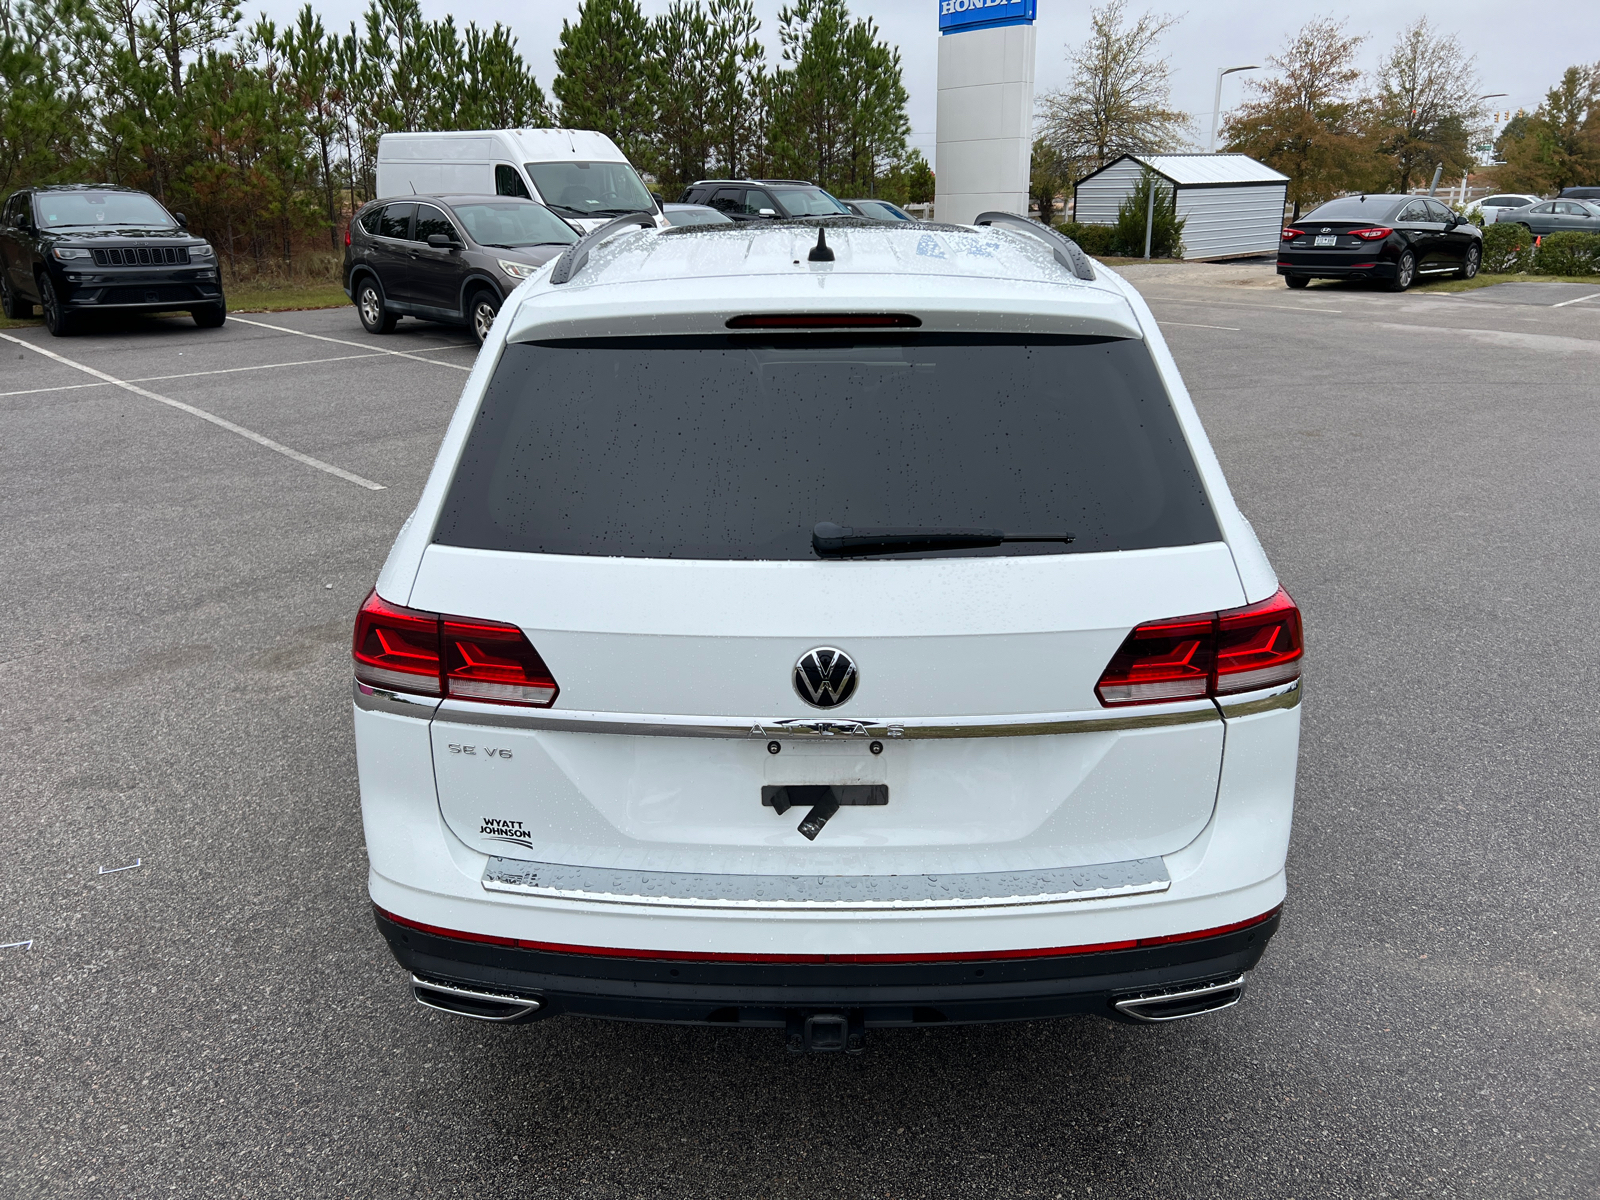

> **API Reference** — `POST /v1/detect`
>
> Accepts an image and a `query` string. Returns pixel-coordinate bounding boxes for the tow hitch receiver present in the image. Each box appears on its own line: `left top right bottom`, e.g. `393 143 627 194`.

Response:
787 1010 866 1054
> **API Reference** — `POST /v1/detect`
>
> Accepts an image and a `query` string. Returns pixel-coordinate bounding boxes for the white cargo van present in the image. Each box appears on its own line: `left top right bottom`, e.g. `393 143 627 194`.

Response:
375 129 665 233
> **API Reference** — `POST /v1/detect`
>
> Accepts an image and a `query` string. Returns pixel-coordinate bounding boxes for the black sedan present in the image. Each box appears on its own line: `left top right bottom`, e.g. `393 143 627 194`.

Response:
1493 198 1600 237
344 194 579 343
0 184 225 336
1278 194 1482 291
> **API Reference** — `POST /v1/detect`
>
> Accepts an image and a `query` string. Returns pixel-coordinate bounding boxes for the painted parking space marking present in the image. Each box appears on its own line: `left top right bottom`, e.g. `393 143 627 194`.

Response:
1163 321 1242 331
0 351 392 398
1551 291 1600 308
0 331 386 490
229 315 474 370
1146 295 1344 314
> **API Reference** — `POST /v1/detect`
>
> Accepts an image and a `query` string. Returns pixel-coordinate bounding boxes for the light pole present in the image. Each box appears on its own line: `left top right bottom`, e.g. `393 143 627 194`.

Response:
1210 65 1259 153
1464 93 1508 201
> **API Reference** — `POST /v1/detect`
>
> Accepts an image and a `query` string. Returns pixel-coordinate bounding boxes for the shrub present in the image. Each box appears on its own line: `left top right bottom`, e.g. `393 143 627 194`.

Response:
1056 221 1123 257
1530 230 1600 276
1481 221 1536 273
1113 169 1185 259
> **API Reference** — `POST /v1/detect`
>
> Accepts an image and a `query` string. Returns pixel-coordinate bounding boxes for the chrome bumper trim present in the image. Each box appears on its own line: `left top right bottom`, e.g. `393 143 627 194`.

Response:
481 855 1170 910
352 680 441 718
1216 679 1301 719
430 697 1220 740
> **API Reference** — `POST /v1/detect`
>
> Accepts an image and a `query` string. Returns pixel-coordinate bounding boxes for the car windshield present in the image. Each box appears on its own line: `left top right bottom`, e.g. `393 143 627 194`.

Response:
524 161 654 218
854 200 911 221
769 187 852 217
451 201 578 248
435 334 1220 560
1302 196 1405 221
36 191 175 229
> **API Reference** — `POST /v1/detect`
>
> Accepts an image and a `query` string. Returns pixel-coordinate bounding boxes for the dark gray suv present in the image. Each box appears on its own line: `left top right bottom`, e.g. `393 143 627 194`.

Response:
343 195 579 343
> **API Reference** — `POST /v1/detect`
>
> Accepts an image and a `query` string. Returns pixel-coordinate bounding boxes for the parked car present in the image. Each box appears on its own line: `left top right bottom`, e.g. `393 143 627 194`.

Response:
375 129 665 234
353 215 1302 1047
1278 194 1483 290
1558 186 1600 203
842 198 915 222
1463 193 1543 222
0 184 224 336
343 194 579 343
1494 198 1600 237
662 202 733 227
677 179 853 220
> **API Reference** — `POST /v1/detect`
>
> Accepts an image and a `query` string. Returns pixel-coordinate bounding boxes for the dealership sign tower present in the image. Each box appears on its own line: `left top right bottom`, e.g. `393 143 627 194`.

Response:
934 0 1037 225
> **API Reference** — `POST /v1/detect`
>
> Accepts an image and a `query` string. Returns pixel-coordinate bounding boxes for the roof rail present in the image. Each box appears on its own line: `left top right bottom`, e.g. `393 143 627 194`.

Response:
973 212 1096 282
549 213 658 286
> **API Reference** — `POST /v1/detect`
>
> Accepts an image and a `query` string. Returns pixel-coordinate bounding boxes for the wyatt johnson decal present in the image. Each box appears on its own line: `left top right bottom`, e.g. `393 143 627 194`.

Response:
479 817 534 849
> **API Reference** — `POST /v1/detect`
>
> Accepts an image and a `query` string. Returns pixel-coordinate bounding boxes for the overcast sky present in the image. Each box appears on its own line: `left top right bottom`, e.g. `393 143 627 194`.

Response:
257 0 1600 161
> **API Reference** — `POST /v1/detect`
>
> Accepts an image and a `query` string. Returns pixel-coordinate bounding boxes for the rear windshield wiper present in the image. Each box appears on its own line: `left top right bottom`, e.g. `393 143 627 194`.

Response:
812 522 1074 557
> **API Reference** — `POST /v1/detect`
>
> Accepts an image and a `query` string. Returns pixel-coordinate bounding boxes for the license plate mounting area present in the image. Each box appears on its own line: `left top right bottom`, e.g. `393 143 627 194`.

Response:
1314 234 1337 246
762 784 888 840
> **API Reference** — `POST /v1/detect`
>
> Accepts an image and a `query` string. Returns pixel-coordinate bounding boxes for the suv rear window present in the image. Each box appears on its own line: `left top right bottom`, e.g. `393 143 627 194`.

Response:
435 334 1219 560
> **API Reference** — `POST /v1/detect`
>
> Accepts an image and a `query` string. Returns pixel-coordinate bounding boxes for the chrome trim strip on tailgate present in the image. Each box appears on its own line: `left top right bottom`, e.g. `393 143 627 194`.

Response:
428 697 1221 739
481 855 1171 910
1217 679 1301 719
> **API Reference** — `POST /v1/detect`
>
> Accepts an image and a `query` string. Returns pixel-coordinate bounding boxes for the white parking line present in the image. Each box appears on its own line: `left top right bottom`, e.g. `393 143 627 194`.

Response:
0 351 394 399
0 332 386 491
1551 291 1600 308
229 315 473 370
1145 295 1344 314
1163 321 1242 331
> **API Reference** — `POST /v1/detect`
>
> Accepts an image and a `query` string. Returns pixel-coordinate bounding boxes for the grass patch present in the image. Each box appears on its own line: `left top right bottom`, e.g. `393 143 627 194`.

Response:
1410 271 1600 294
0 311 41 330
225 279 349 312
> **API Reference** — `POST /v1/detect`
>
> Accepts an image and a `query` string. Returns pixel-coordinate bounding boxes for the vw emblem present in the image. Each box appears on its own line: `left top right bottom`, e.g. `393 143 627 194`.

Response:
793 647 859 709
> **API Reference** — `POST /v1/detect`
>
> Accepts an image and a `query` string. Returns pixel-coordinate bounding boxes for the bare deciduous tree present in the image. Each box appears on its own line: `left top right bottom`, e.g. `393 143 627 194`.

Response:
1037 0 1192 182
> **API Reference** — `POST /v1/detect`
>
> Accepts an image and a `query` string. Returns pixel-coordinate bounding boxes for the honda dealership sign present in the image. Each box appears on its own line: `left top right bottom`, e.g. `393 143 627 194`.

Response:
934 0 1037 223
938 0 1036 35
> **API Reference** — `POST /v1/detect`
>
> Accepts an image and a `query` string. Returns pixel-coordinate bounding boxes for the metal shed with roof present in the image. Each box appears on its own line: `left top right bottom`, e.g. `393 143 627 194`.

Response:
1072 153 1289 260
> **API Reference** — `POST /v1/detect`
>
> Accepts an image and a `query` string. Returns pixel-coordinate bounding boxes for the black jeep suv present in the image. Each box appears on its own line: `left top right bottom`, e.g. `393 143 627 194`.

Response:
0 185 225 335
677 179 853 221
343 194 579 343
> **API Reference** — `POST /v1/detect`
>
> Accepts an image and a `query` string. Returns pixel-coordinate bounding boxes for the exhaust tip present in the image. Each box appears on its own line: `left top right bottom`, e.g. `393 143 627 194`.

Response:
411 974 544 1023
1113 973 1247 1023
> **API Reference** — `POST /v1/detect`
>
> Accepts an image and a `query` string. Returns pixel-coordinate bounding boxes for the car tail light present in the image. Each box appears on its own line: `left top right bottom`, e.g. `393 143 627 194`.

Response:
345 224 352 247
1094 613 1215 705
1096 587 1302 707
354 592 441 694
1349 227 1392 240
1281 228 1303 240
1214 588 1303 695
352 590 559 706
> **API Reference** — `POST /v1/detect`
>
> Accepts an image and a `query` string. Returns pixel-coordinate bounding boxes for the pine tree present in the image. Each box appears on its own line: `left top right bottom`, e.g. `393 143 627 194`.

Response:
551 0 653 161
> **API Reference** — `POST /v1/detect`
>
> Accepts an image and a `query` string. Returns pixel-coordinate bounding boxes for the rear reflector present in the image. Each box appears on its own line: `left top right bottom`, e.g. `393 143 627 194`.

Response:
1349 227 1393 240
353 589 559 706
375 904 1281 963
726 313 921 329
1096 587 1302 707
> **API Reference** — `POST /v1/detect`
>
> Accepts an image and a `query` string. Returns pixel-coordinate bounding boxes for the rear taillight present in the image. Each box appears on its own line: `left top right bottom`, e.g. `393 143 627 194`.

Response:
1095 587 1302 707
345 224 352 247
1349 227 1392 240
1281 227 1303 240
352 590 559 707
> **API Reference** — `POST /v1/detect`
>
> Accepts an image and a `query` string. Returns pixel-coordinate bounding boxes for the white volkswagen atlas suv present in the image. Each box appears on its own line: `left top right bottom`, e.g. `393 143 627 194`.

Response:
352 212 1302 1051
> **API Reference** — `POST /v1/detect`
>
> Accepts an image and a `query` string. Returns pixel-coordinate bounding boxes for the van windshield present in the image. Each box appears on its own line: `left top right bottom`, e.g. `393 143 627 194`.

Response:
434 334 1220 560
452 201 578 248
524 161 654 219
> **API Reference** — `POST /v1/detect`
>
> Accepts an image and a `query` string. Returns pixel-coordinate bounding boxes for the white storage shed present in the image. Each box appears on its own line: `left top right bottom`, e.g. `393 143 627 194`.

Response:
1072 153 1289 259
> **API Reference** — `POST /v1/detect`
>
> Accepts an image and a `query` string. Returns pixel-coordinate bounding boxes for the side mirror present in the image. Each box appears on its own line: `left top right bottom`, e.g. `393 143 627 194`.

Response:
426 233 457 249
651 193 665 212
174 212 188 227
758 208 777 217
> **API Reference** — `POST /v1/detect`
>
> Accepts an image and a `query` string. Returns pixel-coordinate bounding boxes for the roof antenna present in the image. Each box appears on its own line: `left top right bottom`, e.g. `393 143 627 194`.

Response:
808 226 834 263
409 182 416 194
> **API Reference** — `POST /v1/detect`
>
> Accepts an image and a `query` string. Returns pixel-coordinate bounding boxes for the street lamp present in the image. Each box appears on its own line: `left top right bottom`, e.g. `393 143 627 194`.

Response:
1210 65 1259 153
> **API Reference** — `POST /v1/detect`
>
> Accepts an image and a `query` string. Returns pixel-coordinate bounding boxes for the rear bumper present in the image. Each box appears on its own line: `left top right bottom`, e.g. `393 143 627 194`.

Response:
1277 258 1395 280
376 904 1280 1028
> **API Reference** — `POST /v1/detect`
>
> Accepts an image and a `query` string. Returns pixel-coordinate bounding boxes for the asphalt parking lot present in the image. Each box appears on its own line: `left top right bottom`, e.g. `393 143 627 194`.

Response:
2 273 1596 1198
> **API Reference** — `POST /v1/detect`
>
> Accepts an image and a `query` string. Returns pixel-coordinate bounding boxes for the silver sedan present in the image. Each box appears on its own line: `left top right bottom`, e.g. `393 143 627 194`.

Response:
1495 199 1600 236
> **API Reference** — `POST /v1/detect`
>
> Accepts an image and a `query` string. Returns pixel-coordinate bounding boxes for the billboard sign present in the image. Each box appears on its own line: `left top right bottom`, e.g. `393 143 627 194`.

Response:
939 0 1036 35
